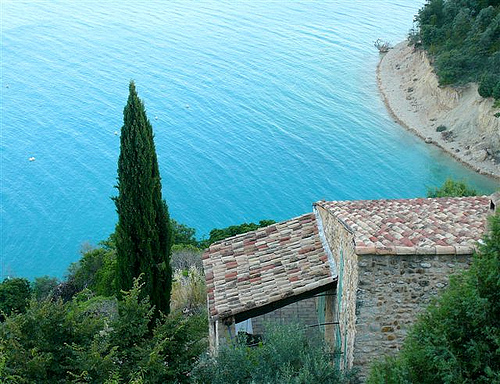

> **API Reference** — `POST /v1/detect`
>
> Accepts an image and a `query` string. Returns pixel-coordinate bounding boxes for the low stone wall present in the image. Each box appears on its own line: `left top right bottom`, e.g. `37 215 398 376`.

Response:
353 253 472 379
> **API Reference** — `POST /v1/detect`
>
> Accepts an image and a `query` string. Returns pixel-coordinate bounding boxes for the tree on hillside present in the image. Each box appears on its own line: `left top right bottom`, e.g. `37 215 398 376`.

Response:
113 81 173 315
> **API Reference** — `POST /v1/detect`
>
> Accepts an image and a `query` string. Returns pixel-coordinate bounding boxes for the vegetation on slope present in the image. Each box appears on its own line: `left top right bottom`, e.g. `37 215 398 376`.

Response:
0 277 208 383
410 0 500 100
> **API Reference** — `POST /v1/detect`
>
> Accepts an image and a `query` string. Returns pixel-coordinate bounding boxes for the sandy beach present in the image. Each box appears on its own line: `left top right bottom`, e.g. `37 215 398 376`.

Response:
377 42 500 180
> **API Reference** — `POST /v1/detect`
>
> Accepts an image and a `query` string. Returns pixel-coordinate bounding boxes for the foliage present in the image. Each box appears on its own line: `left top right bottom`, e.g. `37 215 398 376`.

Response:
0 278 31 320
67 245 117 297
367 214 500 383
171 219 199 247
367 356 411 384
113 81 173 316
65 227 201 300
171 266 207 314
200 219 276 248
0 276 208 383
413 0 500 100
170 218 278 250
426 178 479 197
31 276 59 301
435 124 447 132
479 73 500 98
1 297 85 382
192 323 357 384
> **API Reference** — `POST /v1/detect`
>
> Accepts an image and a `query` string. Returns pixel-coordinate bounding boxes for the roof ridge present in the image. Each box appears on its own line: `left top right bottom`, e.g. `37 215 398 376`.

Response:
314 195 490 206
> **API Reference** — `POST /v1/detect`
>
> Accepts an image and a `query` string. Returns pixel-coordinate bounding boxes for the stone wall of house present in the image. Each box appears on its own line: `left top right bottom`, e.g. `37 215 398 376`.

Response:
251 296 319 335
315 204 358 370
354 253 472 380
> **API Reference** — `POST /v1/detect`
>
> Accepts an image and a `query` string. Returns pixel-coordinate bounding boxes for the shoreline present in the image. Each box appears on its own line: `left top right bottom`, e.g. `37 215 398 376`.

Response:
377 42 500 181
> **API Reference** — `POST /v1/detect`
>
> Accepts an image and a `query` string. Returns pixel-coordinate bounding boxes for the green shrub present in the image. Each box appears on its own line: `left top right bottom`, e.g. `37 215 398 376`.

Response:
436 125 447 132
367 356 411 384
32 276 59 301
1 276 208 383
192 323 357 384
171 219 199 247
426 178 478 198
1 297 82 382
66 244 116 297
479 73 500 98
0 278 31 320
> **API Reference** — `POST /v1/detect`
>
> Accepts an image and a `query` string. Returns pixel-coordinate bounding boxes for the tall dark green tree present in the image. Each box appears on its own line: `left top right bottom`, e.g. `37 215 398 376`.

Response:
114 81 173 315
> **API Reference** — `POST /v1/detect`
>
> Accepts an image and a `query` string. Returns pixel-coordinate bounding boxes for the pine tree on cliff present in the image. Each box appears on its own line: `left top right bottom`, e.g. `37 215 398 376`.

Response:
114 81 172 315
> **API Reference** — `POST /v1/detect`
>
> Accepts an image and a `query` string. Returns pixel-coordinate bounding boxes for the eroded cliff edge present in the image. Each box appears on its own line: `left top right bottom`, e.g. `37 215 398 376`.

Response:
378 41 500 180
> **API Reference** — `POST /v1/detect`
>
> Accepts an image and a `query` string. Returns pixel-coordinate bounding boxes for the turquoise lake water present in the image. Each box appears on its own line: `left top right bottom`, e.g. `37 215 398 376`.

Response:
1 1 498 279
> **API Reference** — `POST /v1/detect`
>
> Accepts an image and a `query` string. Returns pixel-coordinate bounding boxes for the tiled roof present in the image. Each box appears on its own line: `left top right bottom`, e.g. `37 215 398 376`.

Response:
315 196 491 256
202 213 333 320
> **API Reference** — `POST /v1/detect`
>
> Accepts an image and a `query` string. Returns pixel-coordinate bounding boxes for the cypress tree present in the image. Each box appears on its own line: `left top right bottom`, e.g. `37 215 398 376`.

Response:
114 81 173 315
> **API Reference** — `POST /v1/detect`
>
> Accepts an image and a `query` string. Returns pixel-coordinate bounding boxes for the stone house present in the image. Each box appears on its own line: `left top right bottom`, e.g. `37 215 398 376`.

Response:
202 194 498 378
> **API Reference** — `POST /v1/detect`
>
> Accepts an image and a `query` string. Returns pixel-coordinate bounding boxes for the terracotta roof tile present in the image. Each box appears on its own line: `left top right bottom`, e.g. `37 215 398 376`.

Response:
202 213 333 320
316 196 490 255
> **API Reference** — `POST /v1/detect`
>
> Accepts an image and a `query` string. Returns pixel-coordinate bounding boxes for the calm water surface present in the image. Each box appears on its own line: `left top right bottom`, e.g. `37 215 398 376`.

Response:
1 1 498 278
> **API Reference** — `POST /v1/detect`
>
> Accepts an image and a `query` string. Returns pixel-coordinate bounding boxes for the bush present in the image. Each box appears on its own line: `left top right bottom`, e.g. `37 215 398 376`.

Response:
66 243 116 297
367 356 411 384
479 73 500 98
171 219 199 247
32 276 59 301
0 278 31 320
426 178 478 197
192 323 357 384
1 276 208 383
1 297 84 382
436 125 447 132
368 214 500 383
